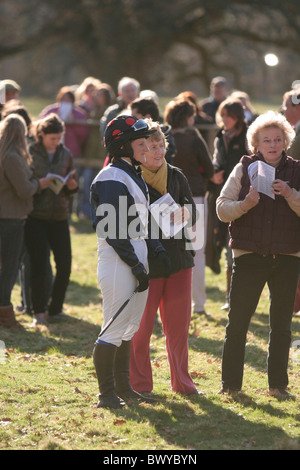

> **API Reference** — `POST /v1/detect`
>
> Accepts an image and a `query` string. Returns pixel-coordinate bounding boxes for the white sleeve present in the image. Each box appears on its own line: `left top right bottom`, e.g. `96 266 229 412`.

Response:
216 163 247 222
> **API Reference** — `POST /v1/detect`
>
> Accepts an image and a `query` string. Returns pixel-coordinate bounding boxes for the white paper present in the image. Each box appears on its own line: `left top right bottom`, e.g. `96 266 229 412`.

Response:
248 161 275 199
45 170 75 194
149 192 187 238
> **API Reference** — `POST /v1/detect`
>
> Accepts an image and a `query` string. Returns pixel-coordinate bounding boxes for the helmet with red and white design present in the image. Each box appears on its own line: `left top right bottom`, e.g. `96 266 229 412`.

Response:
104 115 154 160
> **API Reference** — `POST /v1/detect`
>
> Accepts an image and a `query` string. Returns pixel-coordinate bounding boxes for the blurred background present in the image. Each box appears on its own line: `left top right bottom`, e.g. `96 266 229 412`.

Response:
1 0 299 107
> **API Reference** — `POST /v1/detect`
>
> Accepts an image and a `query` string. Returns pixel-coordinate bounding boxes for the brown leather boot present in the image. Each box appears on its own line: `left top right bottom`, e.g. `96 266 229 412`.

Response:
0 305 18 328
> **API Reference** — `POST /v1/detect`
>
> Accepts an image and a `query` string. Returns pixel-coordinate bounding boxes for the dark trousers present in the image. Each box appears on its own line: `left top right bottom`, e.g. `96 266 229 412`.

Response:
18 243 53 315
0 219 24 306
222 253 300 390
24 217 71 316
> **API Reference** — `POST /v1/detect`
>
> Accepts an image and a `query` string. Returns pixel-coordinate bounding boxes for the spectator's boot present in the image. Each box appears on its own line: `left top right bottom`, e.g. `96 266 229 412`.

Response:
0 305 19 328
93 342 125 409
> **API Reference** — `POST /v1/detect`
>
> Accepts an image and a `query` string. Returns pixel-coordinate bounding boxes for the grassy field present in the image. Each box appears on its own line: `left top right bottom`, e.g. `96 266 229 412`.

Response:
1 96 298 452
0 215 299 451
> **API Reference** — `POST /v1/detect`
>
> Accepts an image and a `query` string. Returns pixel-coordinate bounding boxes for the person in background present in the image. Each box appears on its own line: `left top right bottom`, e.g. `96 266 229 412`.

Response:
282 87 300 160
39 86 89 219
0 114 48 327
24 114 78 326
207 97 248 308
175 91 212 125
1 101 53 317
130 121 200 396
216 111 300 399
230 90 259 125
0 80 21 118
164 98 214 317
39 86 89 159
282 86 300 316
90 115 167 409
89 83 116 121
75 76 102 116
100 76 140 137
79 82 116 219
130 96 176 164
200 76 228 123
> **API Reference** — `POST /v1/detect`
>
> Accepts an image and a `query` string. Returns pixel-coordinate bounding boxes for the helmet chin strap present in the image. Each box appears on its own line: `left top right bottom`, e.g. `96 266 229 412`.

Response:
119 141 143 168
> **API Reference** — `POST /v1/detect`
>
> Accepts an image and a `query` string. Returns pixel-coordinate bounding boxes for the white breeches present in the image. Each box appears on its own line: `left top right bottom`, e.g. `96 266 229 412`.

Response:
97 239 149 347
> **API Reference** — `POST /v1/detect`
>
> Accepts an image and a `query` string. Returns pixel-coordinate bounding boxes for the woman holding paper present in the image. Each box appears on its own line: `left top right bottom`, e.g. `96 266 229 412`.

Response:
130 121 200 395
24 114 78 325
0 114 48 327
216 111 300 399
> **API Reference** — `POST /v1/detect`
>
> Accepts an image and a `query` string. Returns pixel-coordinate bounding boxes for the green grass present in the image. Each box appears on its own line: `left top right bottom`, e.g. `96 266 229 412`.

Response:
0 215 299 451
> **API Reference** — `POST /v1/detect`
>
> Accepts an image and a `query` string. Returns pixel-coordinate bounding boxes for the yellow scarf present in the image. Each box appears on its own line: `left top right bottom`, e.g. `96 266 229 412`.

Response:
141 159 168 195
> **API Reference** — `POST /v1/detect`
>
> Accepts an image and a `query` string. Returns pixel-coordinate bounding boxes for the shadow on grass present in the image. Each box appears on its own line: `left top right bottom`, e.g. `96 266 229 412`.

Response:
109 393 296 450
188 312 300 377
206 284 225 303
1 314 100 357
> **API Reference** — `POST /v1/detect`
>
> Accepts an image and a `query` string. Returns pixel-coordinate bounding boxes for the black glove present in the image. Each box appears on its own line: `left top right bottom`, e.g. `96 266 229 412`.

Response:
156 251 172 278
132 263 149 292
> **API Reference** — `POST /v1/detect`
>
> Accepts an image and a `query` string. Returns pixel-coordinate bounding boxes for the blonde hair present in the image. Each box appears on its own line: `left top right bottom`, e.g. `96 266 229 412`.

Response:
0 114 30 167
247 110 295 153
144 119 168 149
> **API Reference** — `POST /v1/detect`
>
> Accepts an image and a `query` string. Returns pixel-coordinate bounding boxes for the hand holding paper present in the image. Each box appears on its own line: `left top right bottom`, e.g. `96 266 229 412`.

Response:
240 186 260 212
272 179 292 198
248 160 275 199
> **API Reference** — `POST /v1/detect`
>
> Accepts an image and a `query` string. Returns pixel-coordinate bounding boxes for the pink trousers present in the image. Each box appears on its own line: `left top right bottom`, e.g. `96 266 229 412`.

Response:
130 268 196 394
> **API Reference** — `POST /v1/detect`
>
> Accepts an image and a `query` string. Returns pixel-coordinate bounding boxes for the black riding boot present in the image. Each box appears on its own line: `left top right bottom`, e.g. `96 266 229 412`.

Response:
93 342 125 409
114 340 155 404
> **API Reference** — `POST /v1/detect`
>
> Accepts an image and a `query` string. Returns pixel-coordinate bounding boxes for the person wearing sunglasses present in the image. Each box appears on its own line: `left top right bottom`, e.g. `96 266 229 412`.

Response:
90 115 169 409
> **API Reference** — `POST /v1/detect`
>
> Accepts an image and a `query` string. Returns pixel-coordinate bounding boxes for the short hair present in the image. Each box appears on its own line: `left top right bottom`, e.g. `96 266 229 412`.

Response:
247 110 295 153
118 76 140 93
130 97 160 121
211 76 227 87
164 99 196 129
144 119 168 151
216 97 246 129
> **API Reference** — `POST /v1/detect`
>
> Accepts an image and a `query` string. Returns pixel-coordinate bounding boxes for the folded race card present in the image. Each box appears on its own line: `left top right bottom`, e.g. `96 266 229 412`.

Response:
248 161 275 199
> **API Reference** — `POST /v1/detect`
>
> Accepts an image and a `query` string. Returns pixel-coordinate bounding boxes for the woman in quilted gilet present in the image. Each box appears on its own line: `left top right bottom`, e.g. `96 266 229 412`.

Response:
216 111 300 399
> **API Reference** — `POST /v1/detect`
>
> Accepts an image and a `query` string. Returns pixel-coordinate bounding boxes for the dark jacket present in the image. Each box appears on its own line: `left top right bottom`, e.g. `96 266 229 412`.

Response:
229 153 300 255
173 126 214 197
206 123 248 273
212 123 248 182
29 142 77 221
90 158 164 268
147 164 196 278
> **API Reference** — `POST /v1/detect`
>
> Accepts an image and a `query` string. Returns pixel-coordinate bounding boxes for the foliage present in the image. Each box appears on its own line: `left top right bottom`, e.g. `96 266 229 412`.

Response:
0 0 300 93
0 215 299 451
